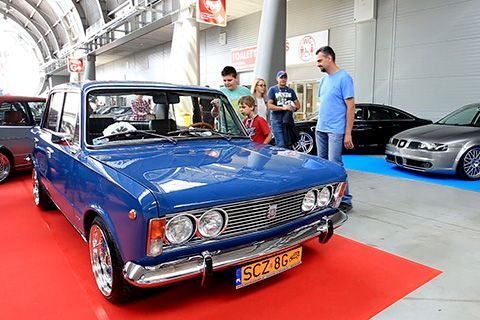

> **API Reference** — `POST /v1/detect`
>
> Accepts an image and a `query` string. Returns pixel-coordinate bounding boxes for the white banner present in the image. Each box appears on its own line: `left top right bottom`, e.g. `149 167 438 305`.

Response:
286 30 329 66
231 30 329 71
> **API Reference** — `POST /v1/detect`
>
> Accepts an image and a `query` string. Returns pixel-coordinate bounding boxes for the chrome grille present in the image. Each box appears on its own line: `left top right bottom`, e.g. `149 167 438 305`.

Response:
407 141 421 149
164 183 339 248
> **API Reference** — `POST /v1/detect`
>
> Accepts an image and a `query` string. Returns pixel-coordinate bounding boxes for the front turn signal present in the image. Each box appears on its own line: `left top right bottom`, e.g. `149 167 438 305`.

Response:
147 218 166 257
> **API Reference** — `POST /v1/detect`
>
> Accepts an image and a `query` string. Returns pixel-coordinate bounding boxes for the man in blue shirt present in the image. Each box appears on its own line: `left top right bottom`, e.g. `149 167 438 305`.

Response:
316 46 355 212
267 71 300 148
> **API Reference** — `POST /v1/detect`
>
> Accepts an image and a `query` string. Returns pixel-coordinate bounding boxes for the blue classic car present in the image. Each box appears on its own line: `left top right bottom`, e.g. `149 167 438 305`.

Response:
31 81 348 303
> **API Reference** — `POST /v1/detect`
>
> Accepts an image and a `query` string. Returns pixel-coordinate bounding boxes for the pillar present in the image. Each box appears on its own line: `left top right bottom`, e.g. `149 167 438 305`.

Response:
254 0 287 88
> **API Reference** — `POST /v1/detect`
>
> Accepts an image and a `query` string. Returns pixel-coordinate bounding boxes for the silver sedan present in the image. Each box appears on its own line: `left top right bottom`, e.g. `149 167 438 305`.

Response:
385 103 480 180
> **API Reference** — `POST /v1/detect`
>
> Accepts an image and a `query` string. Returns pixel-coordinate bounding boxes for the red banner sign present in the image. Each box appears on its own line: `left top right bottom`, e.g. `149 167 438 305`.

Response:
67 58 84 73
196 0 226 27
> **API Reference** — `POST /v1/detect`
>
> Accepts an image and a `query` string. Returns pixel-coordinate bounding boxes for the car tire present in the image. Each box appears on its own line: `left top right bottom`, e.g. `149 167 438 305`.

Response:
0 151 12 183
32 169 55 210
458 146 480 180
89 217 138 304
293 131 315 154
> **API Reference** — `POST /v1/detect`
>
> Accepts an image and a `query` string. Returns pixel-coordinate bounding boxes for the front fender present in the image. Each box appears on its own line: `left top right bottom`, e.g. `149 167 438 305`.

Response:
78 157 159 263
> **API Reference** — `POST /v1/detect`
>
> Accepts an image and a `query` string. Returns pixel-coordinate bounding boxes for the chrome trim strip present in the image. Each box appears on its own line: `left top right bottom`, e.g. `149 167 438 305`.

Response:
123 210 347 288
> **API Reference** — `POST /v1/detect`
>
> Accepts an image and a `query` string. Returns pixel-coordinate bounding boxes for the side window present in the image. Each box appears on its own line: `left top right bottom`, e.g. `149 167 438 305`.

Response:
45 93 64 131
392 110 413 120
60 92 80 143
367 107 394 120
0 102 29 126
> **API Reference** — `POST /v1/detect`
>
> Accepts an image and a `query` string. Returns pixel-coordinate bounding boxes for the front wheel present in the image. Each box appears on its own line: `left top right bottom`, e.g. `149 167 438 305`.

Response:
458 146 480 180
32 169 55 210
0 151 12 183
293 131 315 154
89 217 137 303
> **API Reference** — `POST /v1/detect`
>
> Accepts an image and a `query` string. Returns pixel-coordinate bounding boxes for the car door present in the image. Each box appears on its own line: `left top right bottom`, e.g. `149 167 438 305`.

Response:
364 105 396 147
0 101 35 170
351 105 367 147
35 91 81 218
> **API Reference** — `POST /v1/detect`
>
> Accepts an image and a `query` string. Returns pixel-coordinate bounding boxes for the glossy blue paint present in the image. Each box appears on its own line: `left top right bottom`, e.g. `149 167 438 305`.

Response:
32 81 347 268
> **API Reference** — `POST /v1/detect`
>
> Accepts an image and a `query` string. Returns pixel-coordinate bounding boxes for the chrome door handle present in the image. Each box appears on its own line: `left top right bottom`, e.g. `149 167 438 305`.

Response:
46 147 54 158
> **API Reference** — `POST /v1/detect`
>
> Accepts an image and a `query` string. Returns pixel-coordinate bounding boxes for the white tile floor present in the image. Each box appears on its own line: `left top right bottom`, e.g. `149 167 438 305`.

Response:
338 170 480 319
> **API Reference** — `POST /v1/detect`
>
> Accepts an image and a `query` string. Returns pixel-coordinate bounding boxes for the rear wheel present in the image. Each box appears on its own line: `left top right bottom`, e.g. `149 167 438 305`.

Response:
0 151 12 183
32 169 55 210
293 131 315 154
458 146 480 180
89 217 137 304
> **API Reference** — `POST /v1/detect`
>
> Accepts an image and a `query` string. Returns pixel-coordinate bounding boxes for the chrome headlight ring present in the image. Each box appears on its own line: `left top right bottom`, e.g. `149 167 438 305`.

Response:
317 186 333 209
165 214 197 245
197 208 228 239
302 189 318 213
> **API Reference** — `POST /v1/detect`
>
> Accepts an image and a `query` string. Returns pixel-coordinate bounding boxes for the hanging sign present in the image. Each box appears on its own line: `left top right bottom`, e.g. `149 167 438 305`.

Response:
67 58 84 73
196 0 227 27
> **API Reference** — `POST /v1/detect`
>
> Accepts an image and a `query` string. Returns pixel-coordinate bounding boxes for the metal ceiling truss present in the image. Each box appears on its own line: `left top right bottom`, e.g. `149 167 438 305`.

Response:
0 1 55 60
3 0 174 76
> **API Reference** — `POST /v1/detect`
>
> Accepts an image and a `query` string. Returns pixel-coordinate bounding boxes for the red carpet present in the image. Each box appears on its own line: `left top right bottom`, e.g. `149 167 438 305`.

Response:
0 174 441 320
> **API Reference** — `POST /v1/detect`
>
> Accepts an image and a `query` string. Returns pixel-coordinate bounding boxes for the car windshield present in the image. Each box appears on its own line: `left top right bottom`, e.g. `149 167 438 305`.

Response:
436 104 480 127
86 89 248 146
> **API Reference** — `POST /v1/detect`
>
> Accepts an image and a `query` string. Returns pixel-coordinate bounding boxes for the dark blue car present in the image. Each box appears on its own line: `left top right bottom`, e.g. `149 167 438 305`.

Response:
31 81 348 303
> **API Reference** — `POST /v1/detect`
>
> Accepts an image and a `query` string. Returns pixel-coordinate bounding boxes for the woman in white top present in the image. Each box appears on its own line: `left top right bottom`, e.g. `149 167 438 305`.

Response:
251 78 269 122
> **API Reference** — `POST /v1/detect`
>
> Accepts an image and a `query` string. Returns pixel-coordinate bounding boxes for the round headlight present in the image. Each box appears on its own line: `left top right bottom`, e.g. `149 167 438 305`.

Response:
317 186 332 208
165 215 196 244
302 189 317 213
198 209 227 238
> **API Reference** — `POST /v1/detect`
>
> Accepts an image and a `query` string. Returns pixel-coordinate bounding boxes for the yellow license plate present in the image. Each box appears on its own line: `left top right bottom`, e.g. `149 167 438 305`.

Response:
235 247 302 289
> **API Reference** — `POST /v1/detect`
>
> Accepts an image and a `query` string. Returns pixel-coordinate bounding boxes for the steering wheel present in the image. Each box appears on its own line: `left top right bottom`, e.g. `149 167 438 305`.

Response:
190 122 214 130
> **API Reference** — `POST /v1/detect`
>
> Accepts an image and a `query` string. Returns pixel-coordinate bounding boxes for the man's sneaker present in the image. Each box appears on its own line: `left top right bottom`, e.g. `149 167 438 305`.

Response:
339 202 353 213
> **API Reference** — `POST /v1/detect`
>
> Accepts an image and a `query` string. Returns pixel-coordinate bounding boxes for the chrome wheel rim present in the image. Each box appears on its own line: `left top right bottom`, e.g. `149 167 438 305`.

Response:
0 153 11 182
463 147 480 179
89 224 113 297
32 170 40 205
293 132 314 154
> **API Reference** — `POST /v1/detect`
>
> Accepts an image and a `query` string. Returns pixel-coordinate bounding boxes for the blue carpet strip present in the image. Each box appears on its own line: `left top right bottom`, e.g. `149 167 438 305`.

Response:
343 155 480 193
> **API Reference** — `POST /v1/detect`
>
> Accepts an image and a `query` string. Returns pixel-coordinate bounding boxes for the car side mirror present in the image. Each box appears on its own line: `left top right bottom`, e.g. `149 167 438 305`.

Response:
51 132 73 146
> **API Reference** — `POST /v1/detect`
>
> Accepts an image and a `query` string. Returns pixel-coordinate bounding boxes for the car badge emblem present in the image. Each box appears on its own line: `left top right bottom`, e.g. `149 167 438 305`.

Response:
267 203 278 219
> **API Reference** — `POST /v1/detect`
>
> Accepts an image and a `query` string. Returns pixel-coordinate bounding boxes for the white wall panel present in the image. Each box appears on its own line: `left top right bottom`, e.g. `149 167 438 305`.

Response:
374 0 480 119
201 0 356 86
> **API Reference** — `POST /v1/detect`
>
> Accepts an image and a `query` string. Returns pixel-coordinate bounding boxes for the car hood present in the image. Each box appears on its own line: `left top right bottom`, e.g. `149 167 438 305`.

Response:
394 124 480 143
90 140 346 213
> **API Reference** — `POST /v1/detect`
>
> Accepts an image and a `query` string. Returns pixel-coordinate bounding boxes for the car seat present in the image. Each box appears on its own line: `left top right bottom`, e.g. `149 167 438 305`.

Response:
3 110 23 125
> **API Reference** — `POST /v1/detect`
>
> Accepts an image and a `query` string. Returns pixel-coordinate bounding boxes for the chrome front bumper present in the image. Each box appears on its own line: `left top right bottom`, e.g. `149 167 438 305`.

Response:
123 210 347 288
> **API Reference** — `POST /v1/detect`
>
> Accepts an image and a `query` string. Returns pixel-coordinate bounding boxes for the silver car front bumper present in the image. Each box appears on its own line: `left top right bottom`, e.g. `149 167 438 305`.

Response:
123 210 347 288
385 143 461 174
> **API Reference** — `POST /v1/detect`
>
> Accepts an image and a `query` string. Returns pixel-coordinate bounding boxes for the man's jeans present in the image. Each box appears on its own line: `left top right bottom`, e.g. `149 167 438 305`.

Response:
315 130 352 205
271 122 285 148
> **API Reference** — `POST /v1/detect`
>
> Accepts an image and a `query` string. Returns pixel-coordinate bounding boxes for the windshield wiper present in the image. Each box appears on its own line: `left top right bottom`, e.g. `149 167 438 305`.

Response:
168 127 247 141
93 130 177 145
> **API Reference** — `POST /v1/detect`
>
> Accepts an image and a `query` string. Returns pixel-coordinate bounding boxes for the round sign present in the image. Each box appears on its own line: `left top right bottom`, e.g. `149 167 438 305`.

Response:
298 35 316 62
